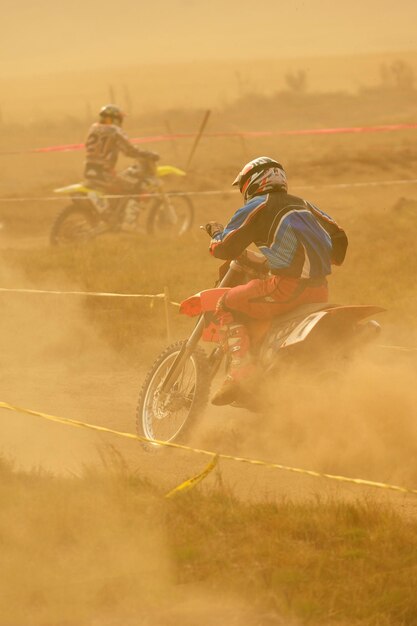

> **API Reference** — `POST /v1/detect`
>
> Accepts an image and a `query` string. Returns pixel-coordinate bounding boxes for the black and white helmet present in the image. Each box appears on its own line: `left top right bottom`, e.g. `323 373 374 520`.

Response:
232 156 287 201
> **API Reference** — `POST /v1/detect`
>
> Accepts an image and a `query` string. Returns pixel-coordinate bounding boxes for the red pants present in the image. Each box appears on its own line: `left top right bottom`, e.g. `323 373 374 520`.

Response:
217 276 328 383
224 275 328 320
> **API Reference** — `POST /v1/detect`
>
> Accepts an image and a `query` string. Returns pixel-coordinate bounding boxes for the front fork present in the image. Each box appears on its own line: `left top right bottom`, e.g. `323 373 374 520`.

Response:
160 316 206 393
160 261 245 392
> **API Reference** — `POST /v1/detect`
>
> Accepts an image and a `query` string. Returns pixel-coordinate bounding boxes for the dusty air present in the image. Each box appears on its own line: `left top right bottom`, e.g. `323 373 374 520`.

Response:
0 1 416 624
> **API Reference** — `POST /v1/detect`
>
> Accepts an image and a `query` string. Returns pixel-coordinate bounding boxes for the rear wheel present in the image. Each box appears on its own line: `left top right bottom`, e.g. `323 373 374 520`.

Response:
146 195 194 236
50 204 99 246
136 341 210 448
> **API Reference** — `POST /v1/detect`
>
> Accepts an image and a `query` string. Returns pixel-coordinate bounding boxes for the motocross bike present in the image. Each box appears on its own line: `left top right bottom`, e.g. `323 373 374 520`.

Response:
50 158 194 245
136 250 384 447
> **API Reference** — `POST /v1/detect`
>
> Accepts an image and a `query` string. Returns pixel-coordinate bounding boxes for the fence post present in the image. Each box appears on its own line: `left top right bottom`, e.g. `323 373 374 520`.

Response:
185 109 211 170
164 286 172 343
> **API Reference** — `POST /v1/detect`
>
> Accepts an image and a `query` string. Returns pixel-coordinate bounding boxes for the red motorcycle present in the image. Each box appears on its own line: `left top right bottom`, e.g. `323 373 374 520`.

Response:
136 251 384 447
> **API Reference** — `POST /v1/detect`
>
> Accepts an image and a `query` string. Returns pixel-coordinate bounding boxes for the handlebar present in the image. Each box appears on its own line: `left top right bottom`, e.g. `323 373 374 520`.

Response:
200 224 268 277
200 224 216 236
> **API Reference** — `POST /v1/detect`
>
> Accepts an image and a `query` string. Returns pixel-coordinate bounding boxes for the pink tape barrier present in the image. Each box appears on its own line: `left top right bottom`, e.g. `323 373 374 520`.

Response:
1 122 417 156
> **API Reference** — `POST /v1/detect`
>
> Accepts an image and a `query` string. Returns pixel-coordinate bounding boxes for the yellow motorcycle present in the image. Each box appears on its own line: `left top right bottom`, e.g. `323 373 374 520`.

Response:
50 160 194 245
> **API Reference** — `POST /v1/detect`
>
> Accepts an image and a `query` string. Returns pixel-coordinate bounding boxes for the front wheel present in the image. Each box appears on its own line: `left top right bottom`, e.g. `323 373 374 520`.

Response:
146 195 194 236
136 341 210 448
50 203 100 246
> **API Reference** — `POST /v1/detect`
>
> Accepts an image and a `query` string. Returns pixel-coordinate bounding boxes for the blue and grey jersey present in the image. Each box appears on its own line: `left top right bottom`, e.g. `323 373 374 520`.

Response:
210 192 347 279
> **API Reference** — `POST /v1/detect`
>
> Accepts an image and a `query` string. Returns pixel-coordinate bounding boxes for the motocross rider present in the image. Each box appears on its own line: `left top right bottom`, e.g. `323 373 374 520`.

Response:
84 104 159 190
206 156 348 406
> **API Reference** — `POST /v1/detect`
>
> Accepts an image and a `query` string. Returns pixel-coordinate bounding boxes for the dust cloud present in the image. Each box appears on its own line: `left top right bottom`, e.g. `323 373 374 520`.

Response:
0 261 133 473
189 345 417 507
1 1 417 623
2 0 417 76
2 0 417 121
1 453 291 626
247 354 416 481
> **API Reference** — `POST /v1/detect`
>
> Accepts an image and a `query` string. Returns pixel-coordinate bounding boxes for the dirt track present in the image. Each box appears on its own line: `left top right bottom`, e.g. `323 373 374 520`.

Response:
4 13 417 622
0 164 417 514
0 268 416 517
0 233 47 250
2 350 417 518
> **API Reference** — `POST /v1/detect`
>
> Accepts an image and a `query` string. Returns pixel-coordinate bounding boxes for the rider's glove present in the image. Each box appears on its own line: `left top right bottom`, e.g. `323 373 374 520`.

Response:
140 150 160 161
205 221 224 237
241 249 269 274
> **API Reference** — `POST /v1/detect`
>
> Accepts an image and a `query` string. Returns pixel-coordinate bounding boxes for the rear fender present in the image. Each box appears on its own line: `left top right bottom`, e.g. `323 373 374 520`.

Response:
281 305 385 348
54 183 97 196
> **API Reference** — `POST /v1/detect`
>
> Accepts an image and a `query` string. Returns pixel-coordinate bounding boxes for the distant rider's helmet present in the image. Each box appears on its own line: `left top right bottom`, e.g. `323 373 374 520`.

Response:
99 104 125 126
232 156 288 202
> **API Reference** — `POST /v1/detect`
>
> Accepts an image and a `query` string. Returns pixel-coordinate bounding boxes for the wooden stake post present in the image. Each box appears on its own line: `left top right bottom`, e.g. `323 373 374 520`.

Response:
185 109 211 170
164 286 172 343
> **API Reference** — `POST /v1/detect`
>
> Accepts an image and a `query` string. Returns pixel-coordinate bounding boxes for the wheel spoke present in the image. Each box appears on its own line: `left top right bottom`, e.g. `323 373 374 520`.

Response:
142 351 197 442
52 208 97 245
137 342 210 447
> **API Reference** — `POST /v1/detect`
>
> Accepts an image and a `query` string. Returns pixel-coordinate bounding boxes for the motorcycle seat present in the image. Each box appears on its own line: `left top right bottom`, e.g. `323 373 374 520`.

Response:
272 302 338 327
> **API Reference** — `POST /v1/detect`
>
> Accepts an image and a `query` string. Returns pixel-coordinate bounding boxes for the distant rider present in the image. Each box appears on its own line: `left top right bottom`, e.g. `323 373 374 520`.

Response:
84 104 159 190
205 156 348 406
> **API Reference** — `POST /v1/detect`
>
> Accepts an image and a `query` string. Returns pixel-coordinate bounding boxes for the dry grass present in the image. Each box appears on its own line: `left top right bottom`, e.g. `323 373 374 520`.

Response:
0 455 416 626
1 182 416 355
1 93 417 626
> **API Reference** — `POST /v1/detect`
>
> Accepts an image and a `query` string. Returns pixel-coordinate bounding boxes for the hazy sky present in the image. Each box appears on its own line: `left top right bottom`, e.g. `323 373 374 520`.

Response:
1 0 417 77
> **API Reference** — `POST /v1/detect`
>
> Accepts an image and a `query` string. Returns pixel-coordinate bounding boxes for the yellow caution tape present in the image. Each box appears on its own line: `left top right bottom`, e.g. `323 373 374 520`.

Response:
0 287 180 307
165 455 218 498
0 286 165 298
378 344 417 353
1 400 416 497
1 178 417 204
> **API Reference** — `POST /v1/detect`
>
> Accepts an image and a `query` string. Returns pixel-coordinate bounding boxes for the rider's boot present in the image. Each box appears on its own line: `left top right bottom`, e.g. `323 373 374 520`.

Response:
211 322 257 406
121 199 140 231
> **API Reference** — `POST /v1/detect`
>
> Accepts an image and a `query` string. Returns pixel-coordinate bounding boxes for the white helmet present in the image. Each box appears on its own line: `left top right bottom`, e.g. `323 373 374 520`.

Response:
232 156 287 201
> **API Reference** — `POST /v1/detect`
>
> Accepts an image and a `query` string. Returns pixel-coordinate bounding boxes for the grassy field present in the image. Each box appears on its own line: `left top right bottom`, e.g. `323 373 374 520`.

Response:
1 93 417 625
1 160 416 355
0 456 416 626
